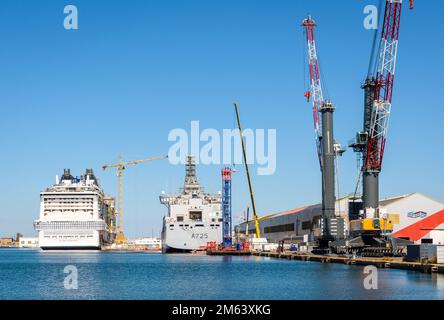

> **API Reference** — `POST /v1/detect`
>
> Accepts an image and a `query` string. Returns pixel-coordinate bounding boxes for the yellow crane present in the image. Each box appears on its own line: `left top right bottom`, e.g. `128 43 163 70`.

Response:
102 154 168 244
234 102 261 239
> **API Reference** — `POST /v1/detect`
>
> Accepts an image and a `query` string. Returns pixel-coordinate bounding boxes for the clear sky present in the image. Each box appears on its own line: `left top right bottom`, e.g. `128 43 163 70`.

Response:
0 0 442 238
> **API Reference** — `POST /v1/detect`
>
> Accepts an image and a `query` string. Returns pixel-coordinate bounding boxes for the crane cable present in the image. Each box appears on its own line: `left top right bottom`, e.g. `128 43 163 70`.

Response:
353 160 363 200
367 0 384 77
302 28 307 98
354 0 383 198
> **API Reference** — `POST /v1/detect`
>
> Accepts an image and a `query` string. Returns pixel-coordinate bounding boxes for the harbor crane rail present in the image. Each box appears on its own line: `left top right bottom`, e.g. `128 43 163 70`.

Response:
102 155 168 244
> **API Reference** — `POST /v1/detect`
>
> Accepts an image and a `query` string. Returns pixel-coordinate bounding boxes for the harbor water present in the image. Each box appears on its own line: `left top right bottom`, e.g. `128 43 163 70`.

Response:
1 249 444 300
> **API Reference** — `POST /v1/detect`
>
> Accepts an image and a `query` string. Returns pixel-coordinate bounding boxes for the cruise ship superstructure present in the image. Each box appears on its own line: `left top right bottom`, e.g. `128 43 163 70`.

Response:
160 156 222 253
34 169 116 250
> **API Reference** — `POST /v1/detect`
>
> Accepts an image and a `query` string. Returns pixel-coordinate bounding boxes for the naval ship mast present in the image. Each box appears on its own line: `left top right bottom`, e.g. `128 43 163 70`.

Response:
183 156 201 195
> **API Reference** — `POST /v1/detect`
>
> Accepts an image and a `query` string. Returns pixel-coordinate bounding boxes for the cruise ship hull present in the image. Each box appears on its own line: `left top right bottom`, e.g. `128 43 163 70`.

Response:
37 230 103 251
40 246 100 251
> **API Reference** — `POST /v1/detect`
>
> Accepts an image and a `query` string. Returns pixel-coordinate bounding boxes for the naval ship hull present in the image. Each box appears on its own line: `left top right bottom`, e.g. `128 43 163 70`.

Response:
162 221 223 253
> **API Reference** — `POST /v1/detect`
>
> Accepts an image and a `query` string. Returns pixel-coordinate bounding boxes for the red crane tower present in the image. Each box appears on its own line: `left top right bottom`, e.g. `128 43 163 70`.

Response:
303 16 323 170
303 16 346 251
365 1 404 173
222 166 233 247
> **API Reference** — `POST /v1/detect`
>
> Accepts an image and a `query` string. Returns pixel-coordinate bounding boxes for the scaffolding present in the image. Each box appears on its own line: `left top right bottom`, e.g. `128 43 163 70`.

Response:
222 167 233 247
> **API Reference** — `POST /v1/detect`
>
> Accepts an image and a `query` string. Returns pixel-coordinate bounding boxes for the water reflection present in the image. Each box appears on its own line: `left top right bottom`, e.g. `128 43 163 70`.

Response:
1 249 444 300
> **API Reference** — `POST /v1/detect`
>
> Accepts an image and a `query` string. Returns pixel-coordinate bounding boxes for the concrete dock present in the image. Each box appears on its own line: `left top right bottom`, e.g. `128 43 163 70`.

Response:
207 250 252 256
251 251 444 274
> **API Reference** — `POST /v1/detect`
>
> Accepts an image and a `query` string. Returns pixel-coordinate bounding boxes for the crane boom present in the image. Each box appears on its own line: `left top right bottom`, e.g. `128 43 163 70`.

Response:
102 155 168 170
234 102 261 239
365 0 403 173
102 154 168 244
303 16 324 169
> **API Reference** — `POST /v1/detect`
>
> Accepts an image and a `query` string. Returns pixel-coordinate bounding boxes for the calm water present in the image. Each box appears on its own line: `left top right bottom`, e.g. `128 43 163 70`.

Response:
1 248 444 300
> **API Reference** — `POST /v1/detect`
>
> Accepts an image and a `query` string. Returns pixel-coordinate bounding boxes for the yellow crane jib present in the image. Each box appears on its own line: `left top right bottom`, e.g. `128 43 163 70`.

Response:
234 102 261 239
102 155 168 245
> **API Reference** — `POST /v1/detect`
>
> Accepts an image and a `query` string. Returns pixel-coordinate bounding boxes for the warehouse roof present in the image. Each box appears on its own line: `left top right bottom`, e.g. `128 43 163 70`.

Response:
238 193 444 227
379 193 412 206
258 205 314 221
255 193 444 222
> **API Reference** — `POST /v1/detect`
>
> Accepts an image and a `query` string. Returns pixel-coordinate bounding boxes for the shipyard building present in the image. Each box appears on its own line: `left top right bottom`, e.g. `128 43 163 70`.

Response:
234 193 444 245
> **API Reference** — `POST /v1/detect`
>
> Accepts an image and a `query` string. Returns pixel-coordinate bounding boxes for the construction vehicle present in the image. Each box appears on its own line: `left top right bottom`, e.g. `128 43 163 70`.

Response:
102 155 168 245
234 102 266 247
347 0 413 256
302 16 346 253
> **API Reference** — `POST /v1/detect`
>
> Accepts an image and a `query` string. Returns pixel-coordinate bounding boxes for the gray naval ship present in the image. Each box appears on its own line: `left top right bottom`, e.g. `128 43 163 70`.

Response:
160 156 223 253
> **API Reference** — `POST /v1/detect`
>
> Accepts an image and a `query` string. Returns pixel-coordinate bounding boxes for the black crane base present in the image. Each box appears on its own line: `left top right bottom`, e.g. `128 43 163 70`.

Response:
311 236 335 255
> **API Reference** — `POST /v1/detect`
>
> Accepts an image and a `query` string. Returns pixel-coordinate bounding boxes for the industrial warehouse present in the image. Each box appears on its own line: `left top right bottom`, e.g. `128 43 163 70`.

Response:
235 193 444 247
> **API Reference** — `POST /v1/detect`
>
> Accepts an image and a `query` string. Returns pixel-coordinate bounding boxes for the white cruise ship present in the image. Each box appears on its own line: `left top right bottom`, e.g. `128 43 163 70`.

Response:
160 156 223 253
34 169 116 250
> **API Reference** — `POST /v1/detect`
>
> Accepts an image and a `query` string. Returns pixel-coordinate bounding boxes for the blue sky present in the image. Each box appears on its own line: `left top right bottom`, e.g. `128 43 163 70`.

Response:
0 0 442 238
